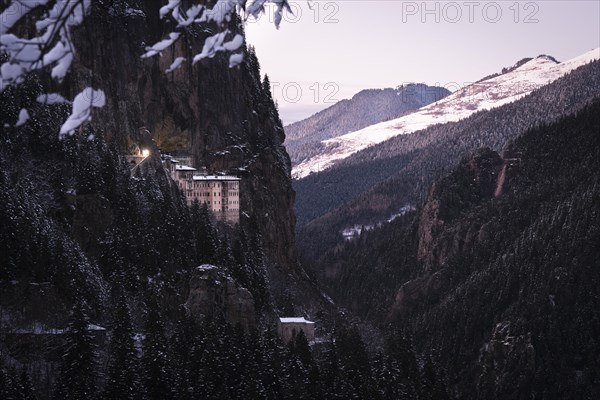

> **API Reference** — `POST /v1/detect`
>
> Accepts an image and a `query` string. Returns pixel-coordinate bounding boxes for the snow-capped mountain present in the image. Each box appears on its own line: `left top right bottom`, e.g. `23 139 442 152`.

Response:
284 83 450 166
293 48 600 179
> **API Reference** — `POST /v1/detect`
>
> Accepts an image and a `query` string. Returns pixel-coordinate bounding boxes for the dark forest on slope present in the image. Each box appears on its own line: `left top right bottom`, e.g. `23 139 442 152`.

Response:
294 60 600 261
307 100 600 399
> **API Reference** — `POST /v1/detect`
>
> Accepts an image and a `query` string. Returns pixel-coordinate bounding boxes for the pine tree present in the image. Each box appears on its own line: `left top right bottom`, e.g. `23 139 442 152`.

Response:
238 329 267 399
193 318 229 399
16 367 37 400
171 308 197 400
420 354 449 400
262 75 274 102
385 329 423 398
222 324 246 398
105 291 139 400
280 329 320 400
372 352 390 400
191 202 217 264
335 325 377 398
296 331 322 399
53 300 98 400
215 230 236 270
257 329 284 399
141 296 173 400
0 367 16 400
320 338 343 399
75 140 104 195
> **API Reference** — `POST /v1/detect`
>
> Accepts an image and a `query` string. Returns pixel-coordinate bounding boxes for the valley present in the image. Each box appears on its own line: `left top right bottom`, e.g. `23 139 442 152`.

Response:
1 1 599 399
288 47 600 398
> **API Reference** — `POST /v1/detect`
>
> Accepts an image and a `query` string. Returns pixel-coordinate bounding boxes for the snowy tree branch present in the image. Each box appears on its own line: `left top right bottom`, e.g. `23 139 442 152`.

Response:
0 0 289 135
145 0 291 70
1 0 95 133
1 0 91 88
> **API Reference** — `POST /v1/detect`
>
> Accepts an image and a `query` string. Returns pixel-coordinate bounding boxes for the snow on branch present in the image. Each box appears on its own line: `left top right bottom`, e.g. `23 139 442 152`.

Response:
0 0 289 135
145 0 291 72
1 0 91 89
1 0 92 134
36 92 70 104
166 57 186 73
141 32 181 59
15 108 30 127
59 87 105 138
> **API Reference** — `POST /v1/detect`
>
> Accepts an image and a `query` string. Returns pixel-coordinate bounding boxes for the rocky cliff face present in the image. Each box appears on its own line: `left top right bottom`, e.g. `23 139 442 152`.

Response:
389 149 504 318
185 265 256 330
417 149 503 268
67 1 298 286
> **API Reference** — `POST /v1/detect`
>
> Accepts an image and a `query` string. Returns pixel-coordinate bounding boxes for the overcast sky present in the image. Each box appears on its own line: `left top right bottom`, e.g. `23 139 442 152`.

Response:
245 0 600 125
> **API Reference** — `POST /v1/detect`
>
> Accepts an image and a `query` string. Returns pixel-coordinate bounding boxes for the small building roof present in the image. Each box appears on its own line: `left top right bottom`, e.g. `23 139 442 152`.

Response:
192 175 241 181
196 264 218 272
279 317 315 324
175 164 196 171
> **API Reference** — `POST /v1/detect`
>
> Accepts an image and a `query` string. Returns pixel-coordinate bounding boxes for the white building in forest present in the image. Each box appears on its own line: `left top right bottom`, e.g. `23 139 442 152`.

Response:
277 317 316 343
164 158 240 223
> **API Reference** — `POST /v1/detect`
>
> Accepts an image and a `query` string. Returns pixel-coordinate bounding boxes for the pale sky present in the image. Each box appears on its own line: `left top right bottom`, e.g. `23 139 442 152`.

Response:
245 0 600 124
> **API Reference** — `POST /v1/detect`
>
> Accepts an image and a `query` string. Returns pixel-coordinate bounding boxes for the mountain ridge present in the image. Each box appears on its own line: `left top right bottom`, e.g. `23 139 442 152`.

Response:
284 83 450 167
293 48 600 178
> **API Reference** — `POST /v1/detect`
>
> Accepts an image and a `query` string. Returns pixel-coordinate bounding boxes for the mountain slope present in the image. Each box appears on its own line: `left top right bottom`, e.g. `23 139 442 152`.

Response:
295 58 600 261
284 84 450 166
293 48 600 178
312 100 600 398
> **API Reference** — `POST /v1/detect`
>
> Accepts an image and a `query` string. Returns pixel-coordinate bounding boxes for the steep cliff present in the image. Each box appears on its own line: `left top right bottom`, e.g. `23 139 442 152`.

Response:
416 148 503 268
64 1 300 295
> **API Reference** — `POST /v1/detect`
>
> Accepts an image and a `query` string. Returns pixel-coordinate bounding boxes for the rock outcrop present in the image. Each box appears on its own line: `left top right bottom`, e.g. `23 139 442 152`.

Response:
417 149 503 267
388 270 448 318
185 265 256 330
390 149 504 318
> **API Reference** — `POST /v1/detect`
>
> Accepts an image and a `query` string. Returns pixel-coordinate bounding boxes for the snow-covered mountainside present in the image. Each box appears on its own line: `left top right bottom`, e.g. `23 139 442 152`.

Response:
284 84 450 166
293 48 600 179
